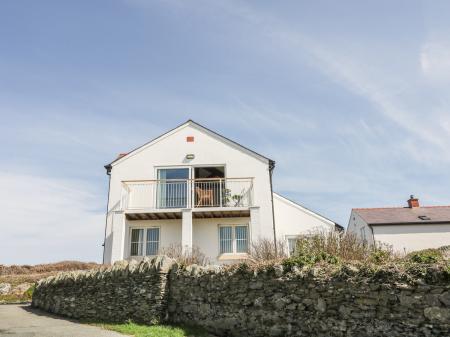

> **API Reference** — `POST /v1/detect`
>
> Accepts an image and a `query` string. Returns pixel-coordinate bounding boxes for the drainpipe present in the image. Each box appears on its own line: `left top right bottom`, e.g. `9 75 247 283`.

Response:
102 164 112 264
268 160 277 256
368 224 375 247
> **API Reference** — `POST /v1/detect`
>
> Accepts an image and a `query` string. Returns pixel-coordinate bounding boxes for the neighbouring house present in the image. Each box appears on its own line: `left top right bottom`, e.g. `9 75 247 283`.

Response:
347 195 450 253
103 120 340 264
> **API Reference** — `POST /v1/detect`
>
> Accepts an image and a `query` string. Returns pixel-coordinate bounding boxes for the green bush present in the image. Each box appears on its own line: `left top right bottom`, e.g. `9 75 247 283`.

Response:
407 249 443 264
24 284 35 299
282 251 339 271
369 249 392 264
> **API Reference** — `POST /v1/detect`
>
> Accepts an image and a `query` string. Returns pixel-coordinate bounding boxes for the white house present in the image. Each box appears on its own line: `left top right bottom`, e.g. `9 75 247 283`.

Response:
103 120 339 264
347 196 450 253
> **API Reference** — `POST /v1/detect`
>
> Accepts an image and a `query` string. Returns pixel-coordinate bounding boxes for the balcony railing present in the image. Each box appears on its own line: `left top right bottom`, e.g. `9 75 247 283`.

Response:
121 178 254 210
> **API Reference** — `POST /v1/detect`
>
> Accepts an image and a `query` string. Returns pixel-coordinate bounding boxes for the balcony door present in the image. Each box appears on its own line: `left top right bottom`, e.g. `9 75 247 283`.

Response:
157 168 189 208
193 166 225 207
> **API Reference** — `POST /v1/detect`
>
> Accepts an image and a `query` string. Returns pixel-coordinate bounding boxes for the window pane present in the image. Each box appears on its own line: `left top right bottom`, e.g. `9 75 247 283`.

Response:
288 238 297 256
157 168 189 208
235 226 248 253
219 226 233 254
130 229 144 256
146 228 160 256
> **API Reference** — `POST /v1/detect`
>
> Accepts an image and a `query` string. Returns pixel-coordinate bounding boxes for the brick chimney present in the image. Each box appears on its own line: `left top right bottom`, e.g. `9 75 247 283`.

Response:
407 195 419 208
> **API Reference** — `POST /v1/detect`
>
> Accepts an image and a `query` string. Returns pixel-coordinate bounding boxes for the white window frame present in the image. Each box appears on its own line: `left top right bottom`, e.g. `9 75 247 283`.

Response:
130 228 145 256
286 235 299 257
129 226 161 257
218 224 249 255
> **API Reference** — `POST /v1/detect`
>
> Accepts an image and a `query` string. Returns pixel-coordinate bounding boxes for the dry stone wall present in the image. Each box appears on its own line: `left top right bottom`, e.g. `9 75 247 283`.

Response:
32 256 175 324
32 257 450 337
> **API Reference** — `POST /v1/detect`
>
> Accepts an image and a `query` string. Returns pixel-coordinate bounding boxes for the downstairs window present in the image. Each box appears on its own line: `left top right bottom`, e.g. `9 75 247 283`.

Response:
130 228 160 256
219 225 249 254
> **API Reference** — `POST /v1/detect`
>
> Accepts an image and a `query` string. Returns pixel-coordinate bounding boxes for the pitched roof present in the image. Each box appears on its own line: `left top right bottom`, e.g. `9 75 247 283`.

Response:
353 206 450 225
105 119 274 169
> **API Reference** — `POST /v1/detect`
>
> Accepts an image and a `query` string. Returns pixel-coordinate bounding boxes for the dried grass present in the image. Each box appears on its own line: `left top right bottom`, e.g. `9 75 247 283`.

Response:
0 261 100 276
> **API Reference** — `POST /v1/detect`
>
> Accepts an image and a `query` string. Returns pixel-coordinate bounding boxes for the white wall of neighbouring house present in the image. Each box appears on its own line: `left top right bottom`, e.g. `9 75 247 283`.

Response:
273 193 336 244
372 223 450 253
104 122 275 263
347 211 375 245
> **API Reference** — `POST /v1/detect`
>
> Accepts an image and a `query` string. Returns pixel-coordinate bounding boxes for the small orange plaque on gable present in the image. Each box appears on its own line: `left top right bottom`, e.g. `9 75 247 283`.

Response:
186 136 194 142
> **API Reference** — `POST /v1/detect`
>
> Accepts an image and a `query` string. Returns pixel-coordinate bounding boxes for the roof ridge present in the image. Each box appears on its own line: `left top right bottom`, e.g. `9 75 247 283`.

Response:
353 206 406 210
354 205 450 211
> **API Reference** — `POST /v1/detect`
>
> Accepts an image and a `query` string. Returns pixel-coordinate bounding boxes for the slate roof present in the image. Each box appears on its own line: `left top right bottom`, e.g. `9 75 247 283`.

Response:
353 206 450 225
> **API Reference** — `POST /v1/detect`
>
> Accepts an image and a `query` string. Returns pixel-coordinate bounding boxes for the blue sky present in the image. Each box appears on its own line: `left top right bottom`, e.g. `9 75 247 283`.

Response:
1 0 450 264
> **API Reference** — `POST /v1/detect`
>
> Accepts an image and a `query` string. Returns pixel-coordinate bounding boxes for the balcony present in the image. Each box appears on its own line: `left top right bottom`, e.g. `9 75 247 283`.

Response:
121 178 254 220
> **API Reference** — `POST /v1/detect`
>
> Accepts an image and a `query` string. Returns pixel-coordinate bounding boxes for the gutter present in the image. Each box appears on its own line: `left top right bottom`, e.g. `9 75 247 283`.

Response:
368 221 450 226
102 164 112 264
334 223 345 232
268 160 277 256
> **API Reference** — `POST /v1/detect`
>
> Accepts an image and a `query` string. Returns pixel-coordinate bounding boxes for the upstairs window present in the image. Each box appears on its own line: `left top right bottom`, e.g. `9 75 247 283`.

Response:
219 225 248 254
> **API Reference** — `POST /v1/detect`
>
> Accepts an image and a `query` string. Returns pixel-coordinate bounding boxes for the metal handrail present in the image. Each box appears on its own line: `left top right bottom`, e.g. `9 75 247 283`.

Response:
122 177 254 210
122 177 254 183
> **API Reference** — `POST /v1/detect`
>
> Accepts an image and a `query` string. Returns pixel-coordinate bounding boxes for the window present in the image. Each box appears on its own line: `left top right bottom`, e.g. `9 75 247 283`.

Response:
130 229 144 256
360 227 366 241
219 225 248 254
130 228 160 256
157 168 189 208
146 228 160 255
235 226 248 253
287 238 298 256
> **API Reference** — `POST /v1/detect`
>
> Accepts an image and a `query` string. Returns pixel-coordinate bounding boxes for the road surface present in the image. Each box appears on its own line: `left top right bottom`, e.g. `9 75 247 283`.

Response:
0 304 124 336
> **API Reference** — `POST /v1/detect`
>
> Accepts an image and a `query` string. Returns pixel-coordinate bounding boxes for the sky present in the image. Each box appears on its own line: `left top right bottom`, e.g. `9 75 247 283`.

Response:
1 0 450 265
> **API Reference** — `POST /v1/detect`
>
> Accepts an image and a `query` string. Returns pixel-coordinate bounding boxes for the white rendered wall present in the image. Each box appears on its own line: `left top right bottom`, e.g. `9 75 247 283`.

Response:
104 123 274 263
273 193 335 242
347 211 375 245
372 223 450 253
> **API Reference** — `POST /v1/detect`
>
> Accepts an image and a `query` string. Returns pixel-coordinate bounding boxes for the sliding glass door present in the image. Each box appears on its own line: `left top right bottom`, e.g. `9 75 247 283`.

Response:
157 168 189 208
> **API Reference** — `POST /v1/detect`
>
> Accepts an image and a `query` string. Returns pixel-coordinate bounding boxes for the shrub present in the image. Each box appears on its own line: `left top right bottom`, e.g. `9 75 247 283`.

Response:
24 284 35 299
284 230 395 268
160 244 209 266
407 249 443 264
369 247 393 264
249 238 287 262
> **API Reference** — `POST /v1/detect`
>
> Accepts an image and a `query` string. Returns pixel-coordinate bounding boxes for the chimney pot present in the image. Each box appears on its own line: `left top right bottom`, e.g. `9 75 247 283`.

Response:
407 195 419 208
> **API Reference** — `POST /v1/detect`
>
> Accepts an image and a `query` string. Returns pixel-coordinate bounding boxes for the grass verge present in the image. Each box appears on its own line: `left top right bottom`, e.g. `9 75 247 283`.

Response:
91 321 211 337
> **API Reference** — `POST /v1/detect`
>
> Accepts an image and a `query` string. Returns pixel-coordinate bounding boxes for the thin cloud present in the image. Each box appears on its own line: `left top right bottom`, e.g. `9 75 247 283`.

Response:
0 171 104 264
